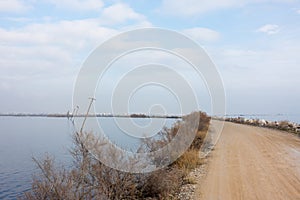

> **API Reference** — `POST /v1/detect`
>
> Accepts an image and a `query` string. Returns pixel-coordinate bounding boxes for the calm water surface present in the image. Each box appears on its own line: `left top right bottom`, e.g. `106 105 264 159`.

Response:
0 117 177 199
0 117 73 199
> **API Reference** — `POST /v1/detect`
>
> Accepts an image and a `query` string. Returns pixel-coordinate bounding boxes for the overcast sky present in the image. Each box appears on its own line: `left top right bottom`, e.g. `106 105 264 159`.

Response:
0 0 300 116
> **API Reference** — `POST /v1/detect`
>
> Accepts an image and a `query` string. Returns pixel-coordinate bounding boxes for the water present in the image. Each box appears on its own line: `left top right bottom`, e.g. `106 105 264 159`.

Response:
0 117 177 199
0 117 73 199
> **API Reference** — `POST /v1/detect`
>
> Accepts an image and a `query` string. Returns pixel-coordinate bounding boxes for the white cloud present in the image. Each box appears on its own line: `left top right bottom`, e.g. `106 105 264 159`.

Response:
101 3 146 25
256 24 280 35
210 41 300 90
46 0 103 11
0 18 116 112
183 27 220 43
159 0 297 16
0 19 120 98
0 20 117 49
0 17 32 23
297 9 300 14
0 0 29 12
160 0 239 16
0 2 151 86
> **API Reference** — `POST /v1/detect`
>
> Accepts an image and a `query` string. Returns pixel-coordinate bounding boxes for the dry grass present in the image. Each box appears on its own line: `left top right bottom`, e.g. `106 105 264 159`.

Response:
172 149 200 175
173 112 210 175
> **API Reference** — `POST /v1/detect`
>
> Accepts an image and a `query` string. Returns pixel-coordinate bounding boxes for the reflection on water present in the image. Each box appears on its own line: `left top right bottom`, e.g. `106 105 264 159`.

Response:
0 117 176 199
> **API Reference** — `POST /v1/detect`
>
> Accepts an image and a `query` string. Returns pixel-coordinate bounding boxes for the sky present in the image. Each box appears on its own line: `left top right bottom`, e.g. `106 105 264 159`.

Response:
0 0 300 116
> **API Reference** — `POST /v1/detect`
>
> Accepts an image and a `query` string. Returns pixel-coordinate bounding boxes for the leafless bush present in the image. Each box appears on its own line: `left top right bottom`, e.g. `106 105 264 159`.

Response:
139 168 184 199
21 132 139 200
197 112 211 132
140 111 210 176
21 112 210 200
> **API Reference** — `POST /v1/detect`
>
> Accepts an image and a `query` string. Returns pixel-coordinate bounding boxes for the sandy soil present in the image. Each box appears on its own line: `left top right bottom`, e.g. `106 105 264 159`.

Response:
197 121 300 200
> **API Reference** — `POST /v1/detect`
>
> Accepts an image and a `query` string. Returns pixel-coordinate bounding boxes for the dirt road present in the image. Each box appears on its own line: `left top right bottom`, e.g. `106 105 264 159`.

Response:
197 121 300 200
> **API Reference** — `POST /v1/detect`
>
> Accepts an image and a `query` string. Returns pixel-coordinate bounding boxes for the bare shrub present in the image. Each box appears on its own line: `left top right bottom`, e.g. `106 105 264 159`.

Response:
140 111 210 178
141 112 209 153
21 132 138 200
197 112 211 132
139 168 184 199
21 112 211 200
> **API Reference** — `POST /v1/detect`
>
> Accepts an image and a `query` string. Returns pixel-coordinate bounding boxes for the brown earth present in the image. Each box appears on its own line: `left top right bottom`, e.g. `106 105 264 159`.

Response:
197 120 300 200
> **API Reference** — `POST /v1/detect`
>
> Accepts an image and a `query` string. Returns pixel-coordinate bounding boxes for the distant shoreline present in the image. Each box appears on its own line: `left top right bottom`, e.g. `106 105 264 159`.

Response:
0 113 182 119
